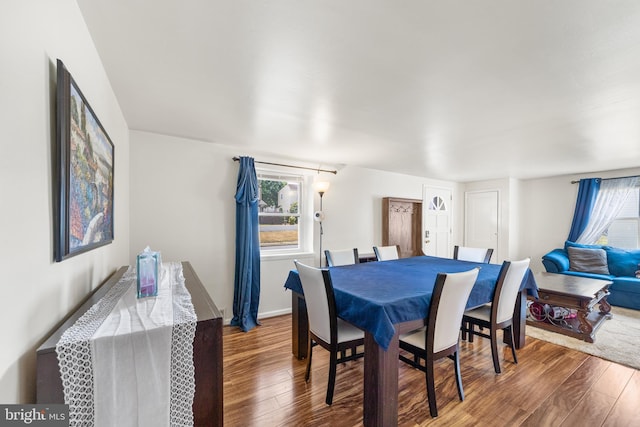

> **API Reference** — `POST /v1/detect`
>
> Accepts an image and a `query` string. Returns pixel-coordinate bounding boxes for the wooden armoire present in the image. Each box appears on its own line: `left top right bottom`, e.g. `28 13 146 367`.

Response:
382 197 423 258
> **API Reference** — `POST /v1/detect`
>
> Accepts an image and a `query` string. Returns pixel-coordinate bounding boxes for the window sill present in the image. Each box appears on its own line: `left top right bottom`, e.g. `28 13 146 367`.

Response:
260 251 315 262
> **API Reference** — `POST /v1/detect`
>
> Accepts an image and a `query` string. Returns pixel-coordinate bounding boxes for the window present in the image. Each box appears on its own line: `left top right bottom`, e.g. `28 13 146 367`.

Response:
257 172 303 251
429 196 447 211
596 187 640 249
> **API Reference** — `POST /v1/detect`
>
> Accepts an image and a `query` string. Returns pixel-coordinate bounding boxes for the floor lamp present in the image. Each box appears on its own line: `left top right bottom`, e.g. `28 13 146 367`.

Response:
314 181 330 267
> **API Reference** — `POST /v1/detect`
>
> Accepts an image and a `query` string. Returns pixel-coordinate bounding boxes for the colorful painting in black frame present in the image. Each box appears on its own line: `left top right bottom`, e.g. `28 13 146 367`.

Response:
55 59 114 261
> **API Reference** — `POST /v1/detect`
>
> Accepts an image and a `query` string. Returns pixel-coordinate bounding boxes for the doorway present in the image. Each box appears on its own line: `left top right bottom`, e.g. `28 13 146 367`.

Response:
464 190 499 262
422 186 452 258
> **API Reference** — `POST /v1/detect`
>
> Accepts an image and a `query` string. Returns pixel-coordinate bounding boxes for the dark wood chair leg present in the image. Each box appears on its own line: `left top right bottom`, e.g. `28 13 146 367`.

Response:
305 338 313 381
468 322 474 342
490 328 501 374
326 350 337 405
426 357 438 417
508 325 518 364
453 351 464 401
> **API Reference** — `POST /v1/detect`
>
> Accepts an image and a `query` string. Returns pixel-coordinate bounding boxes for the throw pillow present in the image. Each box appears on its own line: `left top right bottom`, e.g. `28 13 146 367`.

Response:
604 246 640 277
567 246 610 275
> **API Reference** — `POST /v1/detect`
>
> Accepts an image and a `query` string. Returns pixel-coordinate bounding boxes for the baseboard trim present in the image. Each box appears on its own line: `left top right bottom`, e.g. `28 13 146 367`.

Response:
221 308 292 326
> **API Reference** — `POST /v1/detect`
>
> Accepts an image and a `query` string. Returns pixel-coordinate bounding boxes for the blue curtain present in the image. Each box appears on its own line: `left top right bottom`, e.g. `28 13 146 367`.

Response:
231 157 261 332
567 178 600 242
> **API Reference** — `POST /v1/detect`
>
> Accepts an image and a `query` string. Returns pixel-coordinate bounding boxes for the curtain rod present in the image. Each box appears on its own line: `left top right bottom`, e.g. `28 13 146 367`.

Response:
571 174 639 184
232 156 337 174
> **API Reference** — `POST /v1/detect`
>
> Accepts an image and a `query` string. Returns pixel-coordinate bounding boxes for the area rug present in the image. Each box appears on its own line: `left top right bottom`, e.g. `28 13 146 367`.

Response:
525 306 640 370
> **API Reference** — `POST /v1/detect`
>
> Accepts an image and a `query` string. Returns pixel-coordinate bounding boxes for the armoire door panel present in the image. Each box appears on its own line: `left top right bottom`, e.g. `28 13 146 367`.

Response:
382 197 423 258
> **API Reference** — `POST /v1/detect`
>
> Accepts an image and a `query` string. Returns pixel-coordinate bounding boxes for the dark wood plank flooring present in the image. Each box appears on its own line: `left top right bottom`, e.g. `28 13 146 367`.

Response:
223 315 639 426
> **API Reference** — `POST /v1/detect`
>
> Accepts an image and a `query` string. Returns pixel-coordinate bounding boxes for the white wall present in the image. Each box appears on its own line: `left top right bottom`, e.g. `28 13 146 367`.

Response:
463 168 640 271
521 166 640 273
129 131 461 322
0 1 130 403
144 130 640 326
320 165 462 256
129 132 238 320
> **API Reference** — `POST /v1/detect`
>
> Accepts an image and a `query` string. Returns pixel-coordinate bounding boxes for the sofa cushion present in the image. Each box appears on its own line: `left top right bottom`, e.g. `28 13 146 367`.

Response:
568 246 610 275
605 247 640 277
611 277 640 295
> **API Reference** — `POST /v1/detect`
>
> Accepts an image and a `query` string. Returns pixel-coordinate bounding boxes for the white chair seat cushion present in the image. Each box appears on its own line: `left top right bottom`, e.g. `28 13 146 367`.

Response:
399 326 427 349
336 318 364 343
464 304 492 322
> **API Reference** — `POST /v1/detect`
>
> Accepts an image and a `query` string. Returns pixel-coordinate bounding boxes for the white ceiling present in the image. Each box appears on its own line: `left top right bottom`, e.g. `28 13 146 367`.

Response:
77 0 640 182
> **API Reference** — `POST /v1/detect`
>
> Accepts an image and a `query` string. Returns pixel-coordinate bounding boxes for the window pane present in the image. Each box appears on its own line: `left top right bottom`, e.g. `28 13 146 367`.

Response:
598 187 640 248
429 196 446 211
258 177 300 249
259 218 299 248
618 189 640 217
606 219 639 249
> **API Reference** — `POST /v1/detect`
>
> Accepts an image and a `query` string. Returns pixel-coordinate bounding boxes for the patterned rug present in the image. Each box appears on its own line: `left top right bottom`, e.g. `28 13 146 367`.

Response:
525 306 640 370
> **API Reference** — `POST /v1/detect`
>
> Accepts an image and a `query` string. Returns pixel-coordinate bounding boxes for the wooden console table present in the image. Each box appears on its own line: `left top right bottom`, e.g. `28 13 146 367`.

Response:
36 261 223 427
528 272 612 343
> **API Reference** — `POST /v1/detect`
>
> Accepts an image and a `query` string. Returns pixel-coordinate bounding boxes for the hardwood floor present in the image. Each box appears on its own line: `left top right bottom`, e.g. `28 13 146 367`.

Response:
223 315 639 426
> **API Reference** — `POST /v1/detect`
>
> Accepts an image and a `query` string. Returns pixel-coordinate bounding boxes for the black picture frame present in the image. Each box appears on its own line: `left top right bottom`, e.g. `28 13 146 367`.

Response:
55 59 114 262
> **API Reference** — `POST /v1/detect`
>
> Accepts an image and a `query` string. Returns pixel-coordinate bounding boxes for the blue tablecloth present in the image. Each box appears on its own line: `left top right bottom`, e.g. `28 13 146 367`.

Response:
284 256 538 350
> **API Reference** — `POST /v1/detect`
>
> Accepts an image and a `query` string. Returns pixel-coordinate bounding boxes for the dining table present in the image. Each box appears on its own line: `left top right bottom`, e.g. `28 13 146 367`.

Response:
283 255 538 426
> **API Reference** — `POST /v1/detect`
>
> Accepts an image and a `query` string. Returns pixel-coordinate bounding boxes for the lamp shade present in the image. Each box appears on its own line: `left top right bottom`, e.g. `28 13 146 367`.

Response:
314 181 331 194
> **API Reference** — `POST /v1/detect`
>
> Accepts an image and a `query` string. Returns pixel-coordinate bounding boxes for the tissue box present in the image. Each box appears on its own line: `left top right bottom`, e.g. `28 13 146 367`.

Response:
137 249 160 298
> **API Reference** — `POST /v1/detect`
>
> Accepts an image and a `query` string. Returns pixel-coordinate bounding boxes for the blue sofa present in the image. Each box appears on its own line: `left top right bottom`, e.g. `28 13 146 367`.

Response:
542 241 640 310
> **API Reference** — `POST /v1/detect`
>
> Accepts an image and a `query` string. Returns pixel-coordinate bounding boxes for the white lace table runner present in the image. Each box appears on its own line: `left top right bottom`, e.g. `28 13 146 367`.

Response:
56 262 197 427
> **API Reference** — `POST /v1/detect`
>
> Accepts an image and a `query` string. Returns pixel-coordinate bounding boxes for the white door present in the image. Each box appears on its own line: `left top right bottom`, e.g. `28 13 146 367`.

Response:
422 186 452 258
465 190 499 262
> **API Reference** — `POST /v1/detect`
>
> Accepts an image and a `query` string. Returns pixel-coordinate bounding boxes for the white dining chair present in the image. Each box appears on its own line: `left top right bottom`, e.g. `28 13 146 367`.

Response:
461 258 530 373
373 245 400 261
325 248 359 267
399 267 479 417
294 261 364 405
453 245 493 263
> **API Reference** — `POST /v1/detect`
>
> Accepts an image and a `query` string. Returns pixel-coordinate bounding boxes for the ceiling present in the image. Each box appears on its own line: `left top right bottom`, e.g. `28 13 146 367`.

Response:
76 0 640 182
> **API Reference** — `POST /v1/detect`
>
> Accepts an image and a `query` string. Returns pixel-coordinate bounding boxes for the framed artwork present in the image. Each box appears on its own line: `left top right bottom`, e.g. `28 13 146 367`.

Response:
55 59 114 261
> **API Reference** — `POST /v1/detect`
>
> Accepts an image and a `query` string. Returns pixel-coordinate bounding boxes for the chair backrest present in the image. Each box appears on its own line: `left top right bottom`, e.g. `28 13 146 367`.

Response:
492 258 531 324
325 248 359 267
373 245 399 261
294 261 336 343
429 268 479 353
453 245 493 263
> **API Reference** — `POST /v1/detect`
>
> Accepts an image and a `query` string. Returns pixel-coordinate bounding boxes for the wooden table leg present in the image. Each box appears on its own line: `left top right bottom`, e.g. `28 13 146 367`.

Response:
291 292 308 359
363 331 399 427
576 310 594 339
